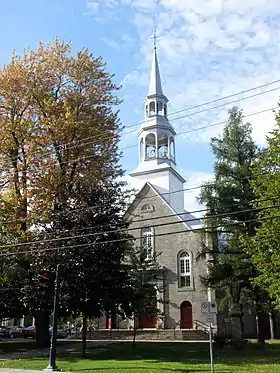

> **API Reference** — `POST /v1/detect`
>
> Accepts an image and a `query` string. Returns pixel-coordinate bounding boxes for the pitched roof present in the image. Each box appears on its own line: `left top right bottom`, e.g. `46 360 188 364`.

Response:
126 182 202 230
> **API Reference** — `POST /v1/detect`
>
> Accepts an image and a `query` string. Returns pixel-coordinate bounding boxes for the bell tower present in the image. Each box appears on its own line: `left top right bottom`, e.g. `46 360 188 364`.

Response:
130 36 186 213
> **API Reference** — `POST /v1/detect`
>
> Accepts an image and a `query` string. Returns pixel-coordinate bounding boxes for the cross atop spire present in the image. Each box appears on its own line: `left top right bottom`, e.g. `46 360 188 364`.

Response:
151 28 158 50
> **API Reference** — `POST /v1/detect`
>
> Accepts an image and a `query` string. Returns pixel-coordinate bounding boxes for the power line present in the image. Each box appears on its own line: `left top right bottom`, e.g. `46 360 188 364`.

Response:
1 213 279 258
0 104 276 177
0 83 279 166
0 202 278 251
0 175 276 227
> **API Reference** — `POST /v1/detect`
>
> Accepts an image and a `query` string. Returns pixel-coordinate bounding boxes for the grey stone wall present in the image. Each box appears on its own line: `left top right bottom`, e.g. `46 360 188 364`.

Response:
127 184 209 329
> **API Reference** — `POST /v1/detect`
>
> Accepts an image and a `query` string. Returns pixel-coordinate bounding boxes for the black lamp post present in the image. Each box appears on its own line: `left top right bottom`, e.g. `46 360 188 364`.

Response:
45 264 61 372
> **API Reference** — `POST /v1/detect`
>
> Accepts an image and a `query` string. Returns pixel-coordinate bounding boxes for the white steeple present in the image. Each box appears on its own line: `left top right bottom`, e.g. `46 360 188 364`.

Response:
148 48 164 97
130 37 186 213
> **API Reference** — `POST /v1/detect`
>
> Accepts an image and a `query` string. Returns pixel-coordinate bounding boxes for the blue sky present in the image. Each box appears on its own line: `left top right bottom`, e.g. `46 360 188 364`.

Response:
1 0 280 212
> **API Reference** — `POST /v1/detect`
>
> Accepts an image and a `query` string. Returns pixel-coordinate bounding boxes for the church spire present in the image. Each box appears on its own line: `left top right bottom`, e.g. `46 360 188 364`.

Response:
148 30 164 97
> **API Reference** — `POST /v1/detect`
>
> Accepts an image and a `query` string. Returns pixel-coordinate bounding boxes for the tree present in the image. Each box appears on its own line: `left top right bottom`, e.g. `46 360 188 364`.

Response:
0 38 123 347
126 247 164 348
29 181 133 357
198 106 268 342
247 106 280 310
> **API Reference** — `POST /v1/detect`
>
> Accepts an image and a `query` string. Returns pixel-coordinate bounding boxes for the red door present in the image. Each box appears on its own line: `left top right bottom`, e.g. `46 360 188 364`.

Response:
180 301 193 329
139 314 157 328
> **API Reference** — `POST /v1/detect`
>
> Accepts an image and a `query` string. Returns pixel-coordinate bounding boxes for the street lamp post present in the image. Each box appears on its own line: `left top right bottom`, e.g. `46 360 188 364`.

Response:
45 264 61 372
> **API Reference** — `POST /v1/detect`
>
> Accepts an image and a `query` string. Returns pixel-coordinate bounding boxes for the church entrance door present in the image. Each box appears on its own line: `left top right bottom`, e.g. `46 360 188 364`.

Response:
139 313 157 329
180 301 193 329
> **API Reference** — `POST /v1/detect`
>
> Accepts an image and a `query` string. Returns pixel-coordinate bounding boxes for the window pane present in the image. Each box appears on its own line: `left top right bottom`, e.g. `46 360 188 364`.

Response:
185 259 190 273
180 259 185 274
185 276 191 287
180 276 185 287
180 276 191 288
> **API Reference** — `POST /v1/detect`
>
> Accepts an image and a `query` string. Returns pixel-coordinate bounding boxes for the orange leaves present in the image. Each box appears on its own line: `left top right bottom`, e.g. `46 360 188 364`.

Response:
0 38 123 231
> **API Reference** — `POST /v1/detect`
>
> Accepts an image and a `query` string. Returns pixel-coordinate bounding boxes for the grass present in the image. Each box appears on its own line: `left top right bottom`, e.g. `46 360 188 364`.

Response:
0 339 70 354
1 341 280 372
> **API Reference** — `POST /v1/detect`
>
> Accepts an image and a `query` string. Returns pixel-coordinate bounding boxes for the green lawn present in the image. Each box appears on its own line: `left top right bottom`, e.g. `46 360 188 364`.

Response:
0 339 69 354
1 342 280 372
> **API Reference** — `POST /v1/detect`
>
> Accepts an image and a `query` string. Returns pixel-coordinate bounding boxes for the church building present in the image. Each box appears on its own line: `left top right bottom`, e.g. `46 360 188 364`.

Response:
126 43 215 329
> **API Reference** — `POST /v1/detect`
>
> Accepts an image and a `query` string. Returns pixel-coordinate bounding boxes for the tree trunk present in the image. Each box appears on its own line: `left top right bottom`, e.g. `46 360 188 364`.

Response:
34 311 50 348
256 312 266 345
81 314 87 358
269 312 275 340
132 313 136 349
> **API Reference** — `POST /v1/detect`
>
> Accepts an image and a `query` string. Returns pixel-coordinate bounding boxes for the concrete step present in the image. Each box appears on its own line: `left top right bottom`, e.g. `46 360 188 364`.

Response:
69 329 209 341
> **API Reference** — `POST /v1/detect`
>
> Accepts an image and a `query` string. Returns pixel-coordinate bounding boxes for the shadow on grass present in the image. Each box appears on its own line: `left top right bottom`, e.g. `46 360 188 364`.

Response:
75 368 228 372
55 341 280 367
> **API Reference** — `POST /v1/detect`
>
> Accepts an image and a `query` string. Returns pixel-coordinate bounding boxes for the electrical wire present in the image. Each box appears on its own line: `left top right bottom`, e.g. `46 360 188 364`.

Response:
0 202 278 251
0 83 279 165
0 177 276 228
0 213 279 258
0 104 277 178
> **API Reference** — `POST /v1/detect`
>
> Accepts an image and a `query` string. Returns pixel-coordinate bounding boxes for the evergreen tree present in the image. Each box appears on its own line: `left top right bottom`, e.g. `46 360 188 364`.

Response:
246 106 280 311
198 106 269 341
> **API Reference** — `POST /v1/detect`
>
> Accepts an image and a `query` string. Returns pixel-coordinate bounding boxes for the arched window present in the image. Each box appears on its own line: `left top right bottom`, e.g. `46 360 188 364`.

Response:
141 227 154 260
140 138 144 161
164 104 167 116
158 133 168 158
149 101 156 115
141 204 154 213
145 133 156 159
179 251 192 288
170 137 175 161
157 101 163 114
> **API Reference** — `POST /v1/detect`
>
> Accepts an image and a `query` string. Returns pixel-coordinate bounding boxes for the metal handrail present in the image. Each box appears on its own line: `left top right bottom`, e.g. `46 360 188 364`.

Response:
193 320 209 333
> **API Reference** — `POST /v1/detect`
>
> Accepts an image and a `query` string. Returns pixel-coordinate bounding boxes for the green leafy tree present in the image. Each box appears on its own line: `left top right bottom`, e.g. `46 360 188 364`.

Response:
247 106 280 311
126 247 164 348
198 106 269 341
31 181 133 357
0 38 124 347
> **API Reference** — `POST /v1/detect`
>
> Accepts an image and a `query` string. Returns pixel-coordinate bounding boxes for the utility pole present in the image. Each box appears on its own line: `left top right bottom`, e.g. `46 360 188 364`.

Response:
45 264 61 372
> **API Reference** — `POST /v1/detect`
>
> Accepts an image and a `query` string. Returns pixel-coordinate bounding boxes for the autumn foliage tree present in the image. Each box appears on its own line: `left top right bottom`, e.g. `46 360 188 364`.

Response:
0 39 125 346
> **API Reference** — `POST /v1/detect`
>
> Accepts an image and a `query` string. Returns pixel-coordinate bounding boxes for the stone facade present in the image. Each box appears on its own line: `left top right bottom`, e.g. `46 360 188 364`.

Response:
126 183 210 329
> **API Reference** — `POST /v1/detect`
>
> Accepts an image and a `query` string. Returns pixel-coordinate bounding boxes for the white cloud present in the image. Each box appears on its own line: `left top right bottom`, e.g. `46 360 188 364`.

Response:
86 0 280 146
100 37 119 49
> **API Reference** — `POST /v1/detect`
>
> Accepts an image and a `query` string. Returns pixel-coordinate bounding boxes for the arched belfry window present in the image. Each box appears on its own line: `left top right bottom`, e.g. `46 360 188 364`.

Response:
149 101 156 115
140 138 144 161
178 251 192 288
170 137 175 161
141 227 154 260
145 133 156 159
157 101 163 115
164 104 167 116
158 133 168 158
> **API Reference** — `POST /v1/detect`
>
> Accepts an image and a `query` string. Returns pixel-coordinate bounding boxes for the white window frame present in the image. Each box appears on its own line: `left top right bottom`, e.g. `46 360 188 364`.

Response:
141 227 154 260
178 251 193 289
